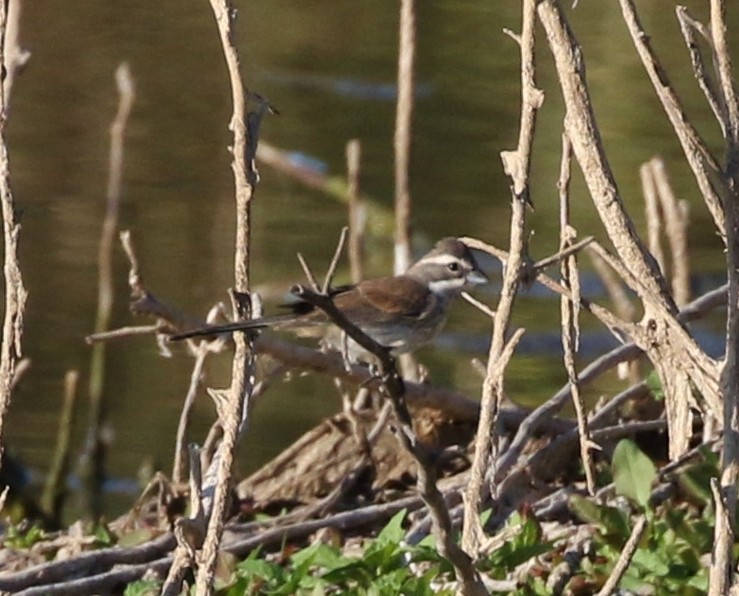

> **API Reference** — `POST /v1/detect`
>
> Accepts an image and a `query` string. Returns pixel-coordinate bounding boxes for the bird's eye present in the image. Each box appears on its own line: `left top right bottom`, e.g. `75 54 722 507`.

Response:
447 262 460 272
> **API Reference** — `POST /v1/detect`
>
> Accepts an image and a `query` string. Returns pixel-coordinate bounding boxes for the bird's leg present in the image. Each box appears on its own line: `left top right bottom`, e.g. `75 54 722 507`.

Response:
340 331 352 372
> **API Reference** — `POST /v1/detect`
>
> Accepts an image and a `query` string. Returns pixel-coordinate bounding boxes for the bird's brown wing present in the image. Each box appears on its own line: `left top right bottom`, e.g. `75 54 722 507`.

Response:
342 276 431 320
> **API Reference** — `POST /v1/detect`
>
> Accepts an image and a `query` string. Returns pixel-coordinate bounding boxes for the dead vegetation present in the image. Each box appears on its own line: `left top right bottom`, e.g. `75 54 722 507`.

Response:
0 0 738 594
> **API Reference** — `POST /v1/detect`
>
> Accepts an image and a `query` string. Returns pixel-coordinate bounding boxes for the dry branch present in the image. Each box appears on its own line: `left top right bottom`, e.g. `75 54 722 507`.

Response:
393 0 415 275
708 0 739 590
79 63 135 517
537 0 720 460
559 133 595 495
3 0 29 107
461 0 541 558
651 158 691 306
596 515 647 596
195 1 259 593
618 0 725 238
0 0 27 470
41 370 79 522
346 139 365 283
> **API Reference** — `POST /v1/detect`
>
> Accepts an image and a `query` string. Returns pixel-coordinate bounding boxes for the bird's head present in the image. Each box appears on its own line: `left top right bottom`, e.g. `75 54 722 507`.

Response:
407 237 488 296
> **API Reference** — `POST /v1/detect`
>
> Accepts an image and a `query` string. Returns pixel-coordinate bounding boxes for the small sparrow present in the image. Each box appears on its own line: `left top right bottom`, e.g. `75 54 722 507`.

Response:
170 237 487 357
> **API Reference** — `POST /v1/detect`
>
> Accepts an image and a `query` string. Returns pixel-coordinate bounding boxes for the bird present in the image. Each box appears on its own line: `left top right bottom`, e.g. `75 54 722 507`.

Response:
170 237 488 358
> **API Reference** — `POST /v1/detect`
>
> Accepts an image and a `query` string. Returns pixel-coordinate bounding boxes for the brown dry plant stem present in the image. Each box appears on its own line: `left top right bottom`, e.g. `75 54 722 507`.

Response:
394 0 415 276
0 0 26 470
394 0 421 382
461 0 541 558
537 0 720 460
641 162 666 275
172 344 210 484
676 8 726 136
195 1 259 593
290 284 488 595
41 370 79 523
596 515 648 596
3 0 29 107
618 0 725 238
650 158 691 306
79 63 134 518
558 133 595 495
346 139 364 283
707 0 739 591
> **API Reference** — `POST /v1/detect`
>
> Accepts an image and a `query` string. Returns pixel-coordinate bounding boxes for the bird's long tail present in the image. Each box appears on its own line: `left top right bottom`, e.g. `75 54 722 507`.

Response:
169 313 308 341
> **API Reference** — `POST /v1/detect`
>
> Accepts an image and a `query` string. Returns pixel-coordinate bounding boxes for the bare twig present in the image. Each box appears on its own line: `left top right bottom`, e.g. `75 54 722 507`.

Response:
0 0 27 471
3 0 29 107
321 226 349 293
588 247 636 322
393 0 415 275
163 446 206 596
296 252 321 292
172 341 211 484
618 0 725 238
0 533 177 593
529 235 594 274
676 7 726 136
710 477 734 595
195 1 261 593
651 158 691 306
708 0 739 591
596 515 648 596
40 370 79 522
587 244 642 382
559 133 595 495
462 0 541 557
641 161 666 274
346 139 365 283
461 291 496 319
78 64 135 517
86 325 163 343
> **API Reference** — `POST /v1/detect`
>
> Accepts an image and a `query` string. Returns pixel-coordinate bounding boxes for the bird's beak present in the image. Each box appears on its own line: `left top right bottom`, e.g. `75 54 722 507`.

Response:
466 268 489 286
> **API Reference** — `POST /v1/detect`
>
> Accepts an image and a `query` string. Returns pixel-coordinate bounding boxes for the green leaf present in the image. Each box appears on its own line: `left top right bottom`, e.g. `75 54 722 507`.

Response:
646 369 664 400
632 548 670 576
123 580 161 596
237 557 283 586
480 508 492 527
4 522 47 549
569 495 631 542
568 494 602 525
612 439 656 508
376 509 406 545
486 515 553 572
93 522 116 547
677 462 715 506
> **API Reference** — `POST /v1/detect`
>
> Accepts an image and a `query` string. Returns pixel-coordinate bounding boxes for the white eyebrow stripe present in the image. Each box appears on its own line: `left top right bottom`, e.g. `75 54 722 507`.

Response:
419 255 466 267
428 278 467 293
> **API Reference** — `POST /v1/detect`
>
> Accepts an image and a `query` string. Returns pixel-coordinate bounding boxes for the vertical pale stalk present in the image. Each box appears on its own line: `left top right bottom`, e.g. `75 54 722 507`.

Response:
41 370 79 521
346 139 364 284
393 0 415 275
462 0 541 557
559 134 595 495
709 0 739 591
195 1 256 593
3 0 29 106
80 63 134 518
0 0 25 469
